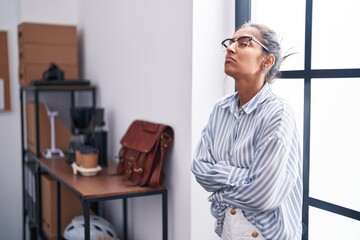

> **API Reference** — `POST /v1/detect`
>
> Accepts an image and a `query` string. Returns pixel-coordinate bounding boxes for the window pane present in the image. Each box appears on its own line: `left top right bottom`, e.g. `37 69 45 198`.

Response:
251 0 305 70
310 78 360 211
312 0 360 69
309 207 360 240
271 79 304 145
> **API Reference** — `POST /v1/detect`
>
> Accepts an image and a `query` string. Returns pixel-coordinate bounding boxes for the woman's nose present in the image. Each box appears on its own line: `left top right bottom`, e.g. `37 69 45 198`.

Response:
226 43 236 53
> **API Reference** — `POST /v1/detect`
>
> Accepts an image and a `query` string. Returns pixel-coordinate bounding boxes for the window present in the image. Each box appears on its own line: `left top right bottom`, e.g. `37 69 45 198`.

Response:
246 0 360 239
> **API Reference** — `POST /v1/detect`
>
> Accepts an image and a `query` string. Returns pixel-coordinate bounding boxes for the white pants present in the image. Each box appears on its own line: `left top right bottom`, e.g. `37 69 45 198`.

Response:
221 208 265 240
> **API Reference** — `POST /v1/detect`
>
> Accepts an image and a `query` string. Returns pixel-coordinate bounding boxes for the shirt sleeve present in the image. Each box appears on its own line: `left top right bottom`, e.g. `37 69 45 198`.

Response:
191 109 249 192
213 110 300 213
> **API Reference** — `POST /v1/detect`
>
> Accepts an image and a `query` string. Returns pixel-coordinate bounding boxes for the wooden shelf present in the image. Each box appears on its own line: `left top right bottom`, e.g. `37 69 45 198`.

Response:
38 158 166 200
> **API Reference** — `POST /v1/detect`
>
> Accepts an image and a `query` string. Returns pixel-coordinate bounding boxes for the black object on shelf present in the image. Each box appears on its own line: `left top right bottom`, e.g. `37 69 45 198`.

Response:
42 63 64 81
31 79 91 86
94 130 107 167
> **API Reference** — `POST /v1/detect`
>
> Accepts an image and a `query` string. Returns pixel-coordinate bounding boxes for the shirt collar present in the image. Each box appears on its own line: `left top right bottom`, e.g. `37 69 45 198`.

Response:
219 83 272 115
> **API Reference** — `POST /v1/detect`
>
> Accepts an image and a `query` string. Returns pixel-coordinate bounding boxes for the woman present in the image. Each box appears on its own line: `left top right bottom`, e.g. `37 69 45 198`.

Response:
191 23 303 240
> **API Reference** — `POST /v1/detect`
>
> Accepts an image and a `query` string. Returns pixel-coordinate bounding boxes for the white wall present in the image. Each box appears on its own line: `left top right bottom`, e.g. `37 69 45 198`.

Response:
19 0 78 24
191 0 235 239
77 0 193 240
0 0 235 239
0 0 79 239
0 1 21 239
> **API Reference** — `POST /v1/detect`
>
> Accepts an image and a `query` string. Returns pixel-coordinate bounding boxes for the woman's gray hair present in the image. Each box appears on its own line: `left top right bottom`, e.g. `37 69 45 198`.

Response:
240 23 291 83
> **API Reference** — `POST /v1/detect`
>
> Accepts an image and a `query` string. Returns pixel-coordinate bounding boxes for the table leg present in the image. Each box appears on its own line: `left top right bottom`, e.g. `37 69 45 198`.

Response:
35 165 41 239
162 190 168 240
56 181 61 240
82 199 90 240
123 198 127 240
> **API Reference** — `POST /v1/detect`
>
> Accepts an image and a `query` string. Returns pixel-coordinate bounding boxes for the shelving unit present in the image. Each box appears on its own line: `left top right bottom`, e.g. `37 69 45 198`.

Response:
20 84 168 240
20 85 97 239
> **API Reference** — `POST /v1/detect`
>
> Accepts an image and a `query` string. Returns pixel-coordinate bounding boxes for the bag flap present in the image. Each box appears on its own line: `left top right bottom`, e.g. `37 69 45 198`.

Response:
120 120 162 153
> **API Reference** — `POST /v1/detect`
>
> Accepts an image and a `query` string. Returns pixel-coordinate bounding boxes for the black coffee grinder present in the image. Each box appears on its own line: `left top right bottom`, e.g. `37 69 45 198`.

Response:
67 107 94 164
67 107 108 166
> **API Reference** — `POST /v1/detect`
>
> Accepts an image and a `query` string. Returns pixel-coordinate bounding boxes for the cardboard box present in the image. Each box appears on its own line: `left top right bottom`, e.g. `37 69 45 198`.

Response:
41 174 57 238
18 22 77 46
19 44 78 66
19 64 78 86
26 102 72 154
18 22 78 86
41 174 85 239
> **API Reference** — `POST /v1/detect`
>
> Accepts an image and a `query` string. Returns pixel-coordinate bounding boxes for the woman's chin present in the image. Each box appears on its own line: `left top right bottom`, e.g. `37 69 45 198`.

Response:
224 67 235 78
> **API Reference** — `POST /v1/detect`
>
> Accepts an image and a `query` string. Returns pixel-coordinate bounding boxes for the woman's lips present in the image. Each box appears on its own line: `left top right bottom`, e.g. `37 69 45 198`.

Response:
225 56 236 63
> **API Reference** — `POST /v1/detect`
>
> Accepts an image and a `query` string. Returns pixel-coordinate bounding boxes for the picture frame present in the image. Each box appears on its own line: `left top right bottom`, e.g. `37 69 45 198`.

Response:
0 31 11 111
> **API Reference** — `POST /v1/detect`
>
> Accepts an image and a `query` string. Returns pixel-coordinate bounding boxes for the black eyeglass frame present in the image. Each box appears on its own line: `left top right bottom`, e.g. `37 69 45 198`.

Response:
221 36 270 52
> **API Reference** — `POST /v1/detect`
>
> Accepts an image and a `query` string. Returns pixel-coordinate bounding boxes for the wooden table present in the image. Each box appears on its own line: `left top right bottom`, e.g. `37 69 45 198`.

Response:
37 158 168 240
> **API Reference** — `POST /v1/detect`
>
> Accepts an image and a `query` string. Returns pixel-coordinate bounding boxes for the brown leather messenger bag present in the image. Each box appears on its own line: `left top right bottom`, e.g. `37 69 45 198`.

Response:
117 120 174 188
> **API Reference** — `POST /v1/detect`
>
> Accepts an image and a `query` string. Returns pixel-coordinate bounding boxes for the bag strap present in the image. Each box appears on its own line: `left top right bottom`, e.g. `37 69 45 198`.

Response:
148 127 173 188
138 123 165 186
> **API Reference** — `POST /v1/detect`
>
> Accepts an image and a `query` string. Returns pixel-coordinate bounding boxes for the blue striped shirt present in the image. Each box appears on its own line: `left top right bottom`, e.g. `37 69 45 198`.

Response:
192 83 303 239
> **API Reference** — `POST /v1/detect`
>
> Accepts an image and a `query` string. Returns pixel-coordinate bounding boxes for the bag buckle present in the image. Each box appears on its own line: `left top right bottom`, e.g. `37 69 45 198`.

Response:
134 167 143 173
161 133 172 148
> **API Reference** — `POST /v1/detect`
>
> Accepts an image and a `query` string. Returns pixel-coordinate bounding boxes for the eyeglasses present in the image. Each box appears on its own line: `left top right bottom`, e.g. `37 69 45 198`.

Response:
221 36 270 52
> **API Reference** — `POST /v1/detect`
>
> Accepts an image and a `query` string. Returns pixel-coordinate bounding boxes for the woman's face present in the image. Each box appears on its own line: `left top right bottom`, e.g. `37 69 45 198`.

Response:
224 27 265 80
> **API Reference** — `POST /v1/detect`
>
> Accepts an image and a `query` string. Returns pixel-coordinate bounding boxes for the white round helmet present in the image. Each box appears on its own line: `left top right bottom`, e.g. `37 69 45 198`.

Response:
63 215 117 240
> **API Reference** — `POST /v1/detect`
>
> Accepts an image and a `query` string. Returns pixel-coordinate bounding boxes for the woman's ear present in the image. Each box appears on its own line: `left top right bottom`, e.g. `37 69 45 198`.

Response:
264 54 275 68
